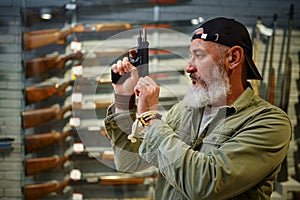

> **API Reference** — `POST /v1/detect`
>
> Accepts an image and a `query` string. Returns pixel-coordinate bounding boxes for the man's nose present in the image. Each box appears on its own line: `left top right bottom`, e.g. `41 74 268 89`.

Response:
185 61 197 74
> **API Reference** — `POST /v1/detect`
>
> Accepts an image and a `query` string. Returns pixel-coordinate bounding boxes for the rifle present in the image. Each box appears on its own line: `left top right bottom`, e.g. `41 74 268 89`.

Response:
279 4 294 112
23 174 153 200
259 36 271 99
25 155 68 176
25 130 72 153
25 127 108 153
111 28 149 84
26 80 75 104
21 105 72 129
26 51 83 78
25 151 114 176
267 14 277 104
24 23 131 51
251 17 262 96
277 4 294 183
0 137 14 142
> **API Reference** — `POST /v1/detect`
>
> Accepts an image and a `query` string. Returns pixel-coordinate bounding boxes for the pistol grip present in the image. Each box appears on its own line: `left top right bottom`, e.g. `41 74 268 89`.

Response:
111 69 131 84
110 51 140 84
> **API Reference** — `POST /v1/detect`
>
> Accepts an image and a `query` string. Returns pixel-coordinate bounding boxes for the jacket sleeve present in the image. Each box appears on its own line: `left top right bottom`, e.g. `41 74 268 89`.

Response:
138 108 292 199
104 104 155 173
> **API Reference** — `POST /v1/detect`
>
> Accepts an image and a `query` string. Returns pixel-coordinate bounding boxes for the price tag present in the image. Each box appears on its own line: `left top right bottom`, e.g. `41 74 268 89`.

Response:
65 3 77 10
86 177 98 183
73 143 84 153
72 65 83 77
88 126 100 131
71 93 83 103
72 193 83 200
70 41 82 52
70 169 81 180
70 117 80 127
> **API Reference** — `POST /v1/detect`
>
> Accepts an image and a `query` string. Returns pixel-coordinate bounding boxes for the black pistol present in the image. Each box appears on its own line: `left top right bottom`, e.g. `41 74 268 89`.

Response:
111 28 149 84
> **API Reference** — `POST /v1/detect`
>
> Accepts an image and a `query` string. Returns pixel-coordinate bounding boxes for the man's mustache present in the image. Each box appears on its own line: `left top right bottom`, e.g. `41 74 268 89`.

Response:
190 73 205 83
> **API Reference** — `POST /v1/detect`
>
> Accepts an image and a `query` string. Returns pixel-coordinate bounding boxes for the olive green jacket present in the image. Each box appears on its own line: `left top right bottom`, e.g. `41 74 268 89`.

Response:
104 87 291 200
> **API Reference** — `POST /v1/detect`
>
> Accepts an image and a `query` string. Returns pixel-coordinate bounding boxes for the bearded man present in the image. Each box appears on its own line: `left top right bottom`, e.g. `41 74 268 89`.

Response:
104 17 291 200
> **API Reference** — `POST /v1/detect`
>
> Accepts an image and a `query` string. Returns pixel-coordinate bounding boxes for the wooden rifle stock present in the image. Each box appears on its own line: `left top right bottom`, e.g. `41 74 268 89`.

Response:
26 80 75 104
25 130 72 153
23 175 150 200
269 68 275 104
94 23 131 32
24 23 131 51
22 105 72 129
26 51 83 78
24 24 85 50
25 151 114 176
25 155 69 176
23 180 69 200
268 14 277 104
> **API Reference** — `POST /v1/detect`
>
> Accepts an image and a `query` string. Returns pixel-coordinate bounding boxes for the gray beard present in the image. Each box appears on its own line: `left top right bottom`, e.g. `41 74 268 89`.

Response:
183 66 230 108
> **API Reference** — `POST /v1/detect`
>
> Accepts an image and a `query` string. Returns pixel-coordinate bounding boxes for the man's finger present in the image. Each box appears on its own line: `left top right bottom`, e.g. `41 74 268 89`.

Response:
131 67 139 80
116 60 124 75
112 63 118 73
122 57 132 73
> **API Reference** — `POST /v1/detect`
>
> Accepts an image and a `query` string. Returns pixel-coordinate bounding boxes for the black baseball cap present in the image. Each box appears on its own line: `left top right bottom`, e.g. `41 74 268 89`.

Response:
192 17 262 80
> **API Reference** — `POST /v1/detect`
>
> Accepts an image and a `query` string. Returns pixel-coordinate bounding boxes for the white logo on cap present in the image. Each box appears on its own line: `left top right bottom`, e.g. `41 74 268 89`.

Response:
201 34 207 39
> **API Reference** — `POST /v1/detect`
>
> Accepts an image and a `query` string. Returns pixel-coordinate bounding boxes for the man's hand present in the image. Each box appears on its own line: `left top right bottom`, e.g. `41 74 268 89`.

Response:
134 76 160 115
112 57 139 95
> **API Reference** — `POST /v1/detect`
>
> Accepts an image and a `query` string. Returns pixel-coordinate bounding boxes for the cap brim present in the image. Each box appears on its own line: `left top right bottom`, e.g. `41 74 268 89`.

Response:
245 55 263 80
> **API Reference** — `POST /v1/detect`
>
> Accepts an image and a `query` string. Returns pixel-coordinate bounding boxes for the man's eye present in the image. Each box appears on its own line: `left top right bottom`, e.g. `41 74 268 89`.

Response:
195 54 204 58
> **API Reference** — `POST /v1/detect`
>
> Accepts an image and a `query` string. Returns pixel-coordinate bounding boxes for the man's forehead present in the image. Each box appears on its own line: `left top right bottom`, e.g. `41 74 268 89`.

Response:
190 41 206 51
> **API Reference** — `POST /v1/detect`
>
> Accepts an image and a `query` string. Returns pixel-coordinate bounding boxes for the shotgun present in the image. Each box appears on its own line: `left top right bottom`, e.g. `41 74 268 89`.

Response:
23 174 153 200
25 155 69 176
0 137 14 142
25 151 114 176
26 80 75 104
25 130 72 153
251 17 261 96
252 18 273 97
21 105 72 129
23 180 69 200
26 51 83 78
277 4 294 183
267 14 277 104
25 127 107 153
259 34 271 99
279 4 294 112
24 23 131 51
294 138 300 182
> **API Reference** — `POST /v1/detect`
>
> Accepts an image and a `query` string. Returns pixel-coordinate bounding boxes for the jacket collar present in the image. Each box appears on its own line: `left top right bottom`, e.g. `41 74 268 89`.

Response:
229 86 254 114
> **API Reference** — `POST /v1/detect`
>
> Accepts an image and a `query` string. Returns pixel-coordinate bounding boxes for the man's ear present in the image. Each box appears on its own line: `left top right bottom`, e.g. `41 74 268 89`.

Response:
228 46 243 69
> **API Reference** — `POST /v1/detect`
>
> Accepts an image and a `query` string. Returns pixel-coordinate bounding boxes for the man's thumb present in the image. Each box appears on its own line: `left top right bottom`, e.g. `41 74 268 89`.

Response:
130 67 139 80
